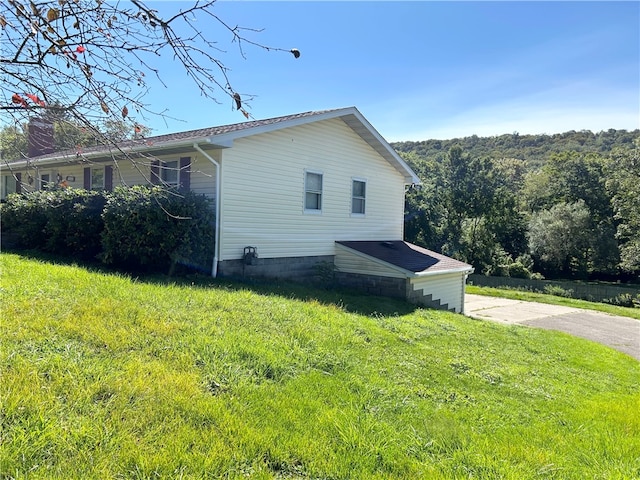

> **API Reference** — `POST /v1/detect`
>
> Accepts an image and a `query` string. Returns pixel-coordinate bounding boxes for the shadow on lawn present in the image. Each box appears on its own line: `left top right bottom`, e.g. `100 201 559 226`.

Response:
6 249 418 318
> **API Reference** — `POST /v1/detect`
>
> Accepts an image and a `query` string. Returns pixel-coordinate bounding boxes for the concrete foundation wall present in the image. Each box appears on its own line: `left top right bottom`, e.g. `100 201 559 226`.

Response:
335 272 407 299
218 255 334 280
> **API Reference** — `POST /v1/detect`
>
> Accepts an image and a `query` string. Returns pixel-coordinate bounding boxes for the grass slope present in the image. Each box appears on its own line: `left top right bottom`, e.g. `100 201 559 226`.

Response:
1 253 639 479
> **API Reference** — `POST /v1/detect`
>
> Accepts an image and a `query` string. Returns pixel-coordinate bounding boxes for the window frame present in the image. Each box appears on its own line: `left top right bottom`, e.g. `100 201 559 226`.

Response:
90 168 104 191
2 175 17 199
161 160 179 187
40 173 51 190
304 169 323 214
351 177 367 216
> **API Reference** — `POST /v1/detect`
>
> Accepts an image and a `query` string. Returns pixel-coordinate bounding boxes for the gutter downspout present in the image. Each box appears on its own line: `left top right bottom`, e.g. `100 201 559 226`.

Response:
193 143 220 278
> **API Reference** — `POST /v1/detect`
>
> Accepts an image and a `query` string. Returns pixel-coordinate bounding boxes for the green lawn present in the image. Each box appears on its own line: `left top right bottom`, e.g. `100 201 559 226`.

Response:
467 284 640 320
1 253 639 479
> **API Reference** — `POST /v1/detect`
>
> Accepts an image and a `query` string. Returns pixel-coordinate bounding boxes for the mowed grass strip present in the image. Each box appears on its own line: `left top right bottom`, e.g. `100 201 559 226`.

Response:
1 253 638 479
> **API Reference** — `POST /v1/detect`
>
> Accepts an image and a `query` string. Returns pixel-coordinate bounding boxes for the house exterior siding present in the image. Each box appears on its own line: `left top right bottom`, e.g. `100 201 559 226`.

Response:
408 272 467 313
218 118 406 262
1 150 219 202
2 108 473 312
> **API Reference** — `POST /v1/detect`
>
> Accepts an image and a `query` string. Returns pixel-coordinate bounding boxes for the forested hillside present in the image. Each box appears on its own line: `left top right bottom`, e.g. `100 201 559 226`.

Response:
393 129 639 169
394 129 640 283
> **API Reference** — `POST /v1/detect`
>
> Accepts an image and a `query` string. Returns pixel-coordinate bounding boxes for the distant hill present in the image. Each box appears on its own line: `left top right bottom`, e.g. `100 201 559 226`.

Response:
392 129 639 169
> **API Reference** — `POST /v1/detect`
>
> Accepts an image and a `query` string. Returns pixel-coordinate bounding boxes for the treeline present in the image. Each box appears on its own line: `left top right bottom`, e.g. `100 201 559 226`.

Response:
394 128 639 170
396 129 640 282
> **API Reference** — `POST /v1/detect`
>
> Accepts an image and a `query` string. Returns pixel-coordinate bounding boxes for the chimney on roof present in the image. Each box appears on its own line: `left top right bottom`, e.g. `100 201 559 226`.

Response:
28 118 55 157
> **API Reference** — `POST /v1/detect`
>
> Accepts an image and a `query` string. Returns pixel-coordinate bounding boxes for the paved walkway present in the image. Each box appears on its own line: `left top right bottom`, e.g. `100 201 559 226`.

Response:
465 294 640 361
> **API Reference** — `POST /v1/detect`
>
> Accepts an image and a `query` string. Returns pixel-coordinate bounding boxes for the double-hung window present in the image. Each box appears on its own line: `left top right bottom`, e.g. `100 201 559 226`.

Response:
161 160 179 186
351 178 366 215
304 171 323 212
91 169 104 190
40 173 51 190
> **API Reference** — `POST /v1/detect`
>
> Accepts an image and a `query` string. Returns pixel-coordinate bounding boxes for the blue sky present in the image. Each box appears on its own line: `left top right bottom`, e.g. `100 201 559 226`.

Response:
142 1 639 141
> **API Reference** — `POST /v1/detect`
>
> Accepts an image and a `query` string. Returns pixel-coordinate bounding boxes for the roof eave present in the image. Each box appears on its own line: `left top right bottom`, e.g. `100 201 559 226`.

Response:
409 266 475 278
336 242 474 277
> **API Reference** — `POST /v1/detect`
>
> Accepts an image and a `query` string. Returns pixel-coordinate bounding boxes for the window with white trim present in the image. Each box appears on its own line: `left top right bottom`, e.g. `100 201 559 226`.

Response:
91 168 104 190
40 173 51 190
2 175 17 199
161 160 179 186
304 171 323 212
351 178 366 215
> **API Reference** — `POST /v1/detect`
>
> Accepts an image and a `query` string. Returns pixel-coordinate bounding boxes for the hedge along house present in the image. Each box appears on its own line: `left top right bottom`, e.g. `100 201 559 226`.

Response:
1 107 473 312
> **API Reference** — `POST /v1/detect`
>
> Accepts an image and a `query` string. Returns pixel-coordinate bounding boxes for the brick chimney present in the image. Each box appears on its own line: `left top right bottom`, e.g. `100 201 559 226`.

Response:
28 118 55 157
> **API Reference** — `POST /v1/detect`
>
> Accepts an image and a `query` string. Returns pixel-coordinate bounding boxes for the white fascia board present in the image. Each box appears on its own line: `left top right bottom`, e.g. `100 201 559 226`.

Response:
411 266 475 278
205 107 360 146
345 109 421 185
206 106 421 186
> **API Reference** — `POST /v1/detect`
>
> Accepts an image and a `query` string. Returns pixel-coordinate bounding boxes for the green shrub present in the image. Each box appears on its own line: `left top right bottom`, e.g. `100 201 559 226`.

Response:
507 261 531 279
603 293 636 308
543 284 574 298
42 189 106 258
1 189 106 257
100 186 215 274
0 191 49 249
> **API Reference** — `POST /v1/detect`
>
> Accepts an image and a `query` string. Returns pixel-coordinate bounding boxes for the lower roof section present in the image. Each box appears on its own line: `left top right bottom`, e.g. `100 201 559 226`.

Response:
336 241 473 277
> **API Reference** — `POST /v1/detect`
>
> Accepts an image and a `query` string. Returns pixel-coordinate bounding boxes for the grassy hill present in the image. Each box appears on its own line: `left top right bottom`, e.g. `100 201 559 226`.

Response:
1 253 638 479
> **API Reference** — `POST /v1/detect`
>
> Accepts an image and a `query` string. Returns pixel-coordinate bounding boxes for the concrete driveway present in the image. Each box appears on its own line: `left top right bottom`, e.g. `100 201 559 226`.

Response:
465 294 640 361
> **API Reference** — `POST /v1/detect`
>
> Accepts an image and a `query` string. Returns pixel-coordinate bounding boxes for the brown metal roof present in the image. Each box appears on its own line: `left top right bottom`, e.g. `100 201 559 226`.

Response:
336 241 473 275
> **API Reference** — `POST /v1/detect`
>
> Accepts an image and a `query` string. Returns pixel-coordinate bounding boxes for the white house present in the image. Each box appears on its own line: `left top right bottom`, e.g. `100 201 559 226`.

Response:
1 107 473 312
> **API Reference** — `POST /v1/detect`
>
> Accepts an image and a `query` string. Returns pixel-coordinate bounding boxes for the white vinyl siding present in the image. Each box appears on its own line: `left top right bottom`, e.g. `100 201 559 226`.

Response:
0 149 220 201
409 272 466 313
218 118 406 261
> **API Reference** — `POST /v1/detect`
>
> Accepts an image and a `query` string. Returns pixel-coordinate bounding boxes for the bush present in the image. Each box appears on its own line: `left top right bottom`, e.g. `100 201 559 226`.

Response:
543 285 574 298
1 189 106 257
1 191 50 249
507 261 531 279
100 186 215 273
42 189 107 258
603 293 636 308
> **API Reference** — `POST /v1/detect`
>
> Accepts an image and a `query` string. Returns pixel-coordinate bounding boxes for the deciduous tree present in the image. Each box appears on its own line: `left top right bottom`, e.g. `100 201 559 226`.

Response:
1 0 299 158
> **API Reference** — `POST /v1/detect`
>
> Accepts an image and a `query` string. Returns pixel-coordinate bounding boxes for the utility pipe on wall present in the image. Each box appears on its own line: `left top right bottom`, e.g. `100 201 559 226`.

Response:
193 143 221 278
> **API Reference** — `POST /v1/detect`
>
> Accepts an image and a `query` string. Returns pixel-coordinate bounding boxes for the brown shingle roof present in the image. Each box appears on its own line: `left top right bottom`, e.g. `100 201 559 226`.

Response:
13 107 421 184
336 241 473 275
23 109 339 162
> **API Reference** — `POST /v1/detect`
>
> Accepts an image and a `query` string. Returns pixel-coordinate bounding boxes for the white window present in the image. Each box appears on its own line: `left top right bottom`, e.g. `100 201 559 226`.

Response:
305 171 323 212
91 169 104 190
351 178 366 215
40 173 50 190
2 175 17 199
161 160 179 186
